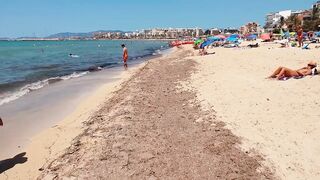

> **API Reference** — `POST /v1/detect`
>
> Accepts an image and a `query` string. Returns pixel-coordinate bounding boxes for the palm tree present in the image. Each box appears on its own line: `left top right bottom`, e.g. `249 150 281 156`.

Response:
302 5 320 31
285 14 301 32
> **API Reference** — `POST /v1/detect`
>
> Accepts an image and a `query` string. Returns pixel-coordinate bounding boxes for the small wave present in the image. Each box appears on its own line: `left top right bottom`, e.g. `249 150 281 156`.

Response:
0 71 88 106
152 49 162 56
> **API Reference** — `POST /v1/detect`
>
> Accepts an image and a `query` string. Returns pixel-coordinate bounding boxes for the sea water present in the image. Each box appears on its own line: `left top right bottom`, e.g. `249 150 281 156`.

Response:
0 40 168 106
0 40 169 159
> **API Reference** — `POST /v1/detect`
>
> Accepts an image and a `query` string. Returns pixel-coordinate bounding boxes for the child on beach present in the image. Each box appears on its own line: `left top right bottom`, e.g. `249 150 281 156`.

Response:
121 44 128 69
268 61 317 80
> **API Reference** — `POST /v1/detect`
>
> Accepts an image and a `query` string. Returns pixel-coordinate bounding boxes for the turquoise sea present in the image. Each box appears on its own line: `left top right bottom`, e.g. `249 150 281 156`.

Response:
0 40 169 105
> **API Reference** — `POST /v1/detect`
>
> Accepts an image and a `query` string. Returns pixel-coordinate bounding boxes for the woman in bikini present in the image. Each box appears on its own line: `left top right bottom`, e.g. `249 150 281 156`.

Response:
268 61 317 80
297 26 304 47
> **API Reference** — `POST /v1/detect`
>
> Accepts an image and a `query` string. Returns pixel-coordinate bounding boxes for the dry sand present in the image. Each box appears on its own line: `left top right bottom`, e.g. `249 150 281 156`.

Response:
191 42 320 180
3 42 319 180
30 46 273 179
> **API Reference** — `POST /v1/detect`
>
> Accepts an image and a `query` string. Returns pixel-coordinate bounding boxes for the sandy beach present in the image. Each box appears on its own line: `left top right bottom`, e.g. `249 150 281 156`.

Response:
0 62 147 179
191 42 320 179
1 43 320 179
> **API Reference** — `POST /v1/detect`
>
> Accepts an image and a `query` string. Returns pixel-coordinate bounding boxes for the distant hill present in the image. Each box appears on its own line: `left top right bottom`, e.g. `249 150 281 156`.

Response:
16 37 40 40
46 32 92 38
46 30 127 38
0 37 11 40
2 30 133 40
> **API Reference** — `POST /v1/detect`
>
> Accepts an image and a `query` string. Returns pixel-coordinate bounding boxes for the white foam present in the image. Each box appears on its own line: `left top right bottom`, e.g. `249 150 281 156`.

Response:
0 71 89 106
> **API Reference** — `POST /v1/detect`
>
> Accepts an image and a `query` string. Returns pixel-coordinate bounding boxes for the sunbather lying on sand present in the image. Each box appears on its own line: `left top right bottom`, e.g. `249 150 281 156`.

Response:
247 43 259 48
268 61 318 80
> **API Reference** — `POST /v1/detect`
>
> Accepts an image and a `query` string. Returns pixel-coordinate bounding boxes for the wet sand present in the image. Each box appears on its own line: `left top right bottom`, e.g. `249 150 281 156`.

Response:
0 67 123 160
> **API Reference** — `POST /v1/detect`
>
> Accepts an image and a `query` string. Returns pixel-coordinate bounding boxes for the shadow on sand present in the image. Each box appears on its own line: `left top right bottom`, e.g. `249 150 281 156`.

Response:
0 152 28 174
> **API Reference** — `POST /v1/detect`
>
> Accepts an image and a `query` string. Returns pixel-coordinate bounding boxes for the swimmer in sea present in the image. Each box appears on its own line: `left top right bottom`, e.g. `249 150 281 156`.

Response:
69 54 79 58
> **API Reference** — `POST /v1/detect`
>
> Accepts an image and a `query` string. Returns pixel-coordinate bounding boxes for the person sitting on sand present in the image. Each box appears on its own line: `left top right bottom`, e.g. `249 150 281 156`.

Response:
268 61 317 80
199 48 208 56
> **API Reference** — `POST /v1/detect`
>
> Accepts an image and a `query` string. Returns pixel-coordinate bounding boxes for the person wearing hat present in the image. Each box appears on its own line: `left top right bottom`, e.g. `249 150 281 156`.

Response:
268 61 318 80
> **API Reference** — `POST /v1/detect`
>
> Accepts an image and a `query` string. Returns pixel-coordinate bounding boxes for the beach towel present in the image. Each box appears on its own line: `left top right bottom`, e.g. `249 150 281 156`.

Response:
312 68 318 75
224 44 239 48
302 43 310 50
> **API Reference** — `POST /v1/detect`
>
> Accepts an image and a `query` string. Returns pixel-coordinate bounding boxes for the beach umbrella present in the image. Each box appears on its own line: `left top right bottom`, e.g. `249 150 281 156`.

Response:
246 34 257 40
226 37 239 43
289 32 296 37
229 34 240 39
199 39 214 49
226 34 239 42
303 32 308 37
284 31 290 38
280 29 285 37
261 33 271 40
214 35 226 39
207 36 221 41
315 32 320 37
194 39 204 45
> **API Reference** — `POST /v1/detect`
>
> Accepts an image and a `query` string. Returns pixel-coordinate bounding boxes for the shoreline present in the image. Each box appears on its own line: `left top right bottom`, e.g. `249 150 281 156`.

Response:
0 39 175 42
0 42 170 108
0 61 147 179
2 42 320 179
34 45 273 179
0 49 176 179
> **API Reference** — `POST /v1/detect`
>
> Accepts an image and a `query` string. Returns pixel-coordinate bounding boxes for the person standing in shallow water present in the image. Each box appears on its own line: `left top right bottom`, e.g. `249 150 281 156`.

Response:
0 117 3 126
121 44 128 69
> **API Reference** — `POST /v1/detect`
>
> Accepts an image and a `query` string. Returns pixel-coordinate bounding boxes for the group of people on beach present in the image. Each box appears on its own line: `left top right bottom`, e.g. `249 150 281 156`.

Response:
192 25 319 80
267 26 320 80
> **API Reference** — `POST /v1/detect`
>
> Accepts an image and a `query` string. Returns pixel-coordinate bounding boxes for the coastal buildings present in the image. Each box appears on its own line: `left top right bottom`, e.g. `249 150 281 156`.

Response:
264 10 292 31
264 1 320 32
240 22 263 35
93 28 204 39
209 28 221 35
222 27 239 34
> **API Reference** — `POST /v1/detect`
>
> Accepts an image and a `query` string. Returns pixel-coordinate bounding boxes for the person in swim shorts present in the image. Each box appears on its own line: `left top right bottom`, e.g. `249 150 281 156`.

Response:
121 44 128 69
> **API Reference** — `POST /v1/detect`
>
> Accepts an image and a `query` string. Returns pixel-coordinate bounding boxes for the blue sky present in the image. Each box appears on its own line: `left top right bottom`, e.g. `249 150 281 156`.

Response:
0 0 316 37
